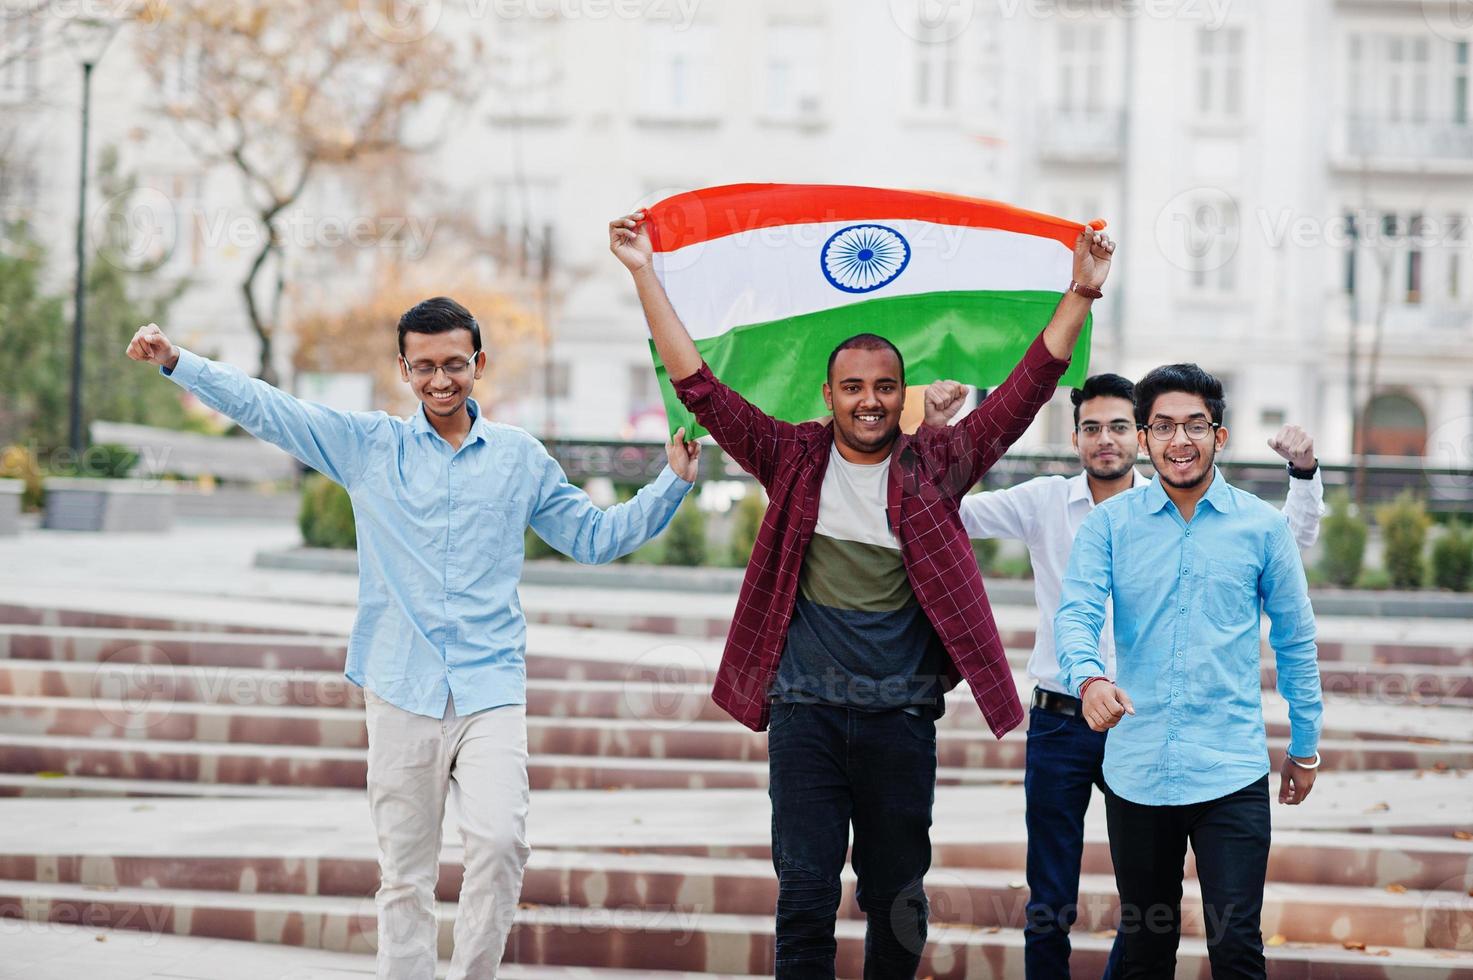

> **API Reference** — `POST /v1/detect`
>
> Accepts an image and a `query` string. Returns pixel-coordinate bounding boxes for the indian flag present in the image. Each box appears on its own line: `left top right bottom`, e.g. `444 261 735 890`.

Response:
643 183 1100 436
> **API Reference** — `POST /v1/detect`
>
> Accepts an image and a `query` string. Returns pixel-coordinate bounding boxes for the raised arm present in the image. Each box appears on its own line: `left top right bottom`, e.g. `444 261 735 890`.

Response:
1269 424 1327 549
1261 519 1323 804
609 211 799 487
528 429 695 565
918 227 1115 497
126 323 379 489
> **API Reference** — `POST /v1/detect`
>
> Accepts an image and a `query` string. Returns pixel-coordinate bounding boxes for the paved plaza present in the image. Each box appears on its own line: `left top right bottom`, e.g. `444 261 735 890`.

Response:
0 520 1469 977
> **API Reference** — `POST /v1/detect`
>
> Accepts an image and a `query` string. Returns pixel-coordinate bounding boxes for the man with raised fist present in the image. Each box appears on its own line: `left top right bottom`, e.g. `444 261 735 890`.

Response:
127 298 699 980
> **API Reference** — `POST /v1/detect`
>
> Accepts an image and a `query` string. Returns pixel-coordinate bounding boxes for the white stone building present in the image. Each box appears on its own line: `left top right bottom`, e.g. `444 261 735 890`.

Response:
4 0 1470 467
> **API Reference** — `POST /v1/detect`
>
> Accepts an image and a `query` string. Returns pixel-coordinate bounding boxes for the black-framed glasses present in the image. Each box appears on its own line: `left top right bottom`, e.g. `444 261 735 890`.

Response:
401 353 479 380
1077 421 1135 438
1140 419 1220 441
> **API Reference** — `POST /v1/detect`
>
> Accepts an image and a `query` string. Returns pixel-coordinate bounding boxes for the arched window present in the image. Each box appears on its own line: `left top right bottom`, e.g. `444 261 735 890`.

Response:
1361 392 1428 457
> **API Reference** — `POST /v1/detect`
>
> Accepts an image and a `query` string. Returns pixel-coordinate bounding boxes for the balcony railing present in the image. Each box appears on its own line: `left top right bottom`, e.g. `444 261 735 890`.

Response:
1036 110 1125 163
1340 118 1473 166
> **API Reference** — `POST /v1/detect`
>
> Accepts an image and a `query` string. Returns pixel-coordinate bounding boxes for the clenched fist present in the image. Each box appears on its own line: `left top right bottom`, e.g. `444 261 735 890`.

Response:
1268 424 1316 472
126 323 180 372
922 380 968 427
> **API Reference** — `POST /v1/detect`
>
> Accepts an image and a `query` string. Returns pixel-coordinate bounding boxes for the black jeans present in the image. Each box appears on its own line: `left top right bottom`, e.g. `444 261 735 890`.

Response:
1104 775 1271 980
1023 703 1124 979
767 702 937 979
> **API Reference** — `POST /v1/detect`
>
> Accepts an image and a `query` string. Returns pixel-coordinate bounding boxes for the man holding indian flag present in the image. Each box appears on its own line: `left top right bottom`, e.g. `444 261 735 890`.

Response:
609 184 1114 978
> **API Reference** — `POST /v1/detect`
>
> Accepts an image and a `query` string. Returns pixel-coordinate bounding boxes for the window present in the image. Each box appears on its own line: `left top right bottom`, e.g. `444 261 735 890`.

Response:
1407 213 1424 304
1450 212 1465 300
1196 27 1243 120
1056 23 1104 115
0 14 41 103
1455 41 1468 125
763 23 824 121
1184 194 1238 294
641 22 718 119
909 21 957 114
489 16 563 117
1343 212 1358 297
483 178 558 276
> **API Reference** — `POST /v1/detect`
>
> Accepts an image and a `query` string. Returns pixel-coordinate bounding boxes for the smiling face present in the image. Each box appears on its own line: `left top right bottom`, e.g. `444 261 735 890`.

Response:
1071 395 1138 481
823 346 905 461
398 328 485 419
1139 390 1229 490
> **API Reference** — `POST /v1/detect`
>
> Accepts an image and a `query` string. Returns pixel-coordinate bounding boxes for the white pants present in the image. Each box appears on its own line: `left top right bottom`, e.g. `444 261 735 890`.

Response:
364 689 531 980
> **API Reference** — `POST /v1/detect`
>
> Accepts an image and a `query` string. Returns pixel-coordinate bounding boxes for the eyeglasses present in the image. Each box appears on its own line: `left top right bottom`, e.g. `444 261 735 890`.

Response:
401 354 478 380
1077 421 1135 438
1140 419 1220 441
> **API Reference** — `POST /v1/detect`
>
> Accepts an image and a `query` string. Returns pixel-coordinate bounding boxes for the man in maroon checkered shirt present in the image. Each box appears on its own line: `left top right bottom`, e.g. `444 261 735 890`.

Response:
611 210 1115 978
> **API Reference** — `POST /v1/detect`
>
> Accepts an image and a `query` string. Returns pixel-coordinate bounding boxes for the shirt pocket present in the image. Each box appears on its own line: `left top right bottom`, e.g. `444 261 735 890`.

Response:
481 501 519 571
1202 557 1257 630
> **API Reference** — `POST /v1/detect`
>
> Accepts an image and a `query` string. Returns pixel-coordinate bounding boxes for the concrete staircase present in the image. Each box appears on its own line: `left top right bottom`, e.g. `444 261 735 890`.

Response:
0 601 1470 977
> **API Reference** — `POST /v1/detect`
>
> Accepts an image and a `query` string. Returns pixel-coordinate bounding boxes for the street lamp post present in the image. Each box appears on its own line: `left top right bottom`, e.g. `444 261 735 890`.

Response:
61 17 120 456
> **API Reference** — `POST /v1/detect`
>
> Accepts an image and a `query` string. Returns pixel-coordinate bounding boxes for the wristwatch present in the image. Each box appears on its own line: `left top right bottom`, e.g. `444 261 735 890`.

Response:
1068 280 1103 299
1287 461 1318 480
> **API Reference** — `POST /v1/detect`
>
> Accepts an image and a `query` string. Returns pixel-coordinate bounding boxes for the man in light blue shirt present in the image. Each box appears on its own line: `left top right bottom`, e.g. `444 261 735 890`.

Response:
127 297 698 980
1055 363 1322 979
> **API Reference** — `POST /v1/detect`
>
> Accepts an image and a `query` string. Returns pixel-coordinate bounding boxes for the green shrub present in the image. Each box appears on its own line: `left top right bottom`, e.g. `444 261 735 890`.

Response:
661 496 707 567
727 487 766 567
74 443 139 479
1355 567 1392 590
1431 521 1473 592
299 475 356 550
1376 491 1430 590
972 537 1000 572
0 445 45 511
524 526 566 561
1318 491 1367 588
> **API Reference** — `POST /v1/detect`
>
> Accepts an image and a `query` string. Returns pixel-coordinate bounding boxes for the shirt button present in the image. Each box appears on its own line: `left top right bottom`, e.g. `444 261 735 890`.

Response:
1180 607 1186 614
1186 528 1192 536
1169 732 1177 740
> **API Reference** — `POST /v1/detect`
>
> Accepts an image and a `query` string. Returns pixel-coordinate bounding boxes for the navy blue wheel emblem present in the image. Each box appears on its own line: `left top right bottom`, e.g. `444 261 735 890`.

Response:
820 224 911 293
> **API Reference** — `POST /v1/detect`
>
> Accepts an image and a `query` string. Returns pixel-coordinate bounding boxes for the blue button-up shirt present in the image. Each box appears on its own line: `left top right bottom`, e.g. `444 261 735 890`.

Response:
1055 468 1321 806
163 348 691 718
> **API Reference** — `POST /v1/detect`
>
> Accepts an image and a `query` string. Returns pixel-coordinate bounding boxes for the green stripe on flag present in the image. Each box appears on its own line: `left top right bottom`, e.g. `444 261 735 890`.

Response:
651 289 1092 439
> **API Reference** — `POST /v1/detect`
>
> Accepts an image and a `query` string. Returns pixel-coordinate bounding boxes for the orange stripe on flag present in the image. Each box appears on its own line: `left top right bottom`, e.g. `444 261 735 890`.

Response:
644 183 1105 253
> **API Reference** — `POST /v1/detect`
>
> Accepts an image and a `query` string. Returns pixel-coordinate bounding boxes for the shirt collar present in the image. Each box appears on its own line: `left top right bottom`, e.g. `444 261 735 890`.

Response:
1143 465 1230 515
1067 467 1149 508
410 397 491 448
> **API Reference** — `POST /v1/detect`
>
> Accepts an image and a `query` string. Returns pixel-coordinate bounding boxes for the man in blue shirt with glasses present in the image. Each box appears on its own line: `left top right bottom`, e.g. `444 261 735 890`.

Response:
1055 363 1322 980
127 297 699 979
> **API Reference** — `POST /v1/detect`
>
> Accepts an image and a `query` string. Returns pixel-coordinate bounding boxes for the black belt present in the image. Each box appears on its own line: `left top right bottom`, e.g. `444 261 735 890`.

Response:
1032 687 1081 717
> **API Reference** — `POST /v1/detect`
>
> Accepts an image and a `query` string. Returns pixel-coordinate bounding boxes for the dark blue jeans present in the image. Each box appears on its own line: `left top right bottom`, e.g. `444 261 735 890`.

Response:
1023 702 1125 979
1104 775 1272 979
767 702 937 979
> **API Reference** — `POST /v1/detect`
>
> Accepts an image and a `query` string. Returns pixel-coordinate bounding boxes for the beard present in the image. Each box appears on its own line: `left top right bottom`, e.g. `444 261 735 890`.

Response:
1083 454 1136 482
1153 442 1217 489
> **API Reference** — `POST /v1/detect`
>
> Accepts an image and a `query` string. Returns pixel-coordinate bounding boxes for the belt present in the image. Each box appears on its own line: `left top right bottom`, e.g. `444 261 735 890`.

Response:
1031 687 1081 717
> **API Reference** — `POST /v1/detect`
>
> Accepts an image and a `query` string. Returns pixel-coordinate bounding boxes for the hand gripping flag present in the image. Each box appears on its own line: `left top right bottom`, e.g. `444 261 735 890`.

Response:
642 183 1102 437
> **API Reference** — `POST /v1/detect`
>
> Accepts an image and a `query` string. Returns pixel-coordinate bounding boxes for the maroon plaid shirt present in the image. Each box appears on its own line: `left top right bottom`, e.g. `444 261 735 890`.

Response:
673 331 1070 738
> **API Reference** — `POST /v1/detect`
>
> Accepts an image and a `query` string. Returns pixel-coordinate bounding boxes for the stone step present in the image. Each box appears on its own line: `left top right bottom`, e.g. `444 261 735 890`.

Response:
4 616 1471 676
0 920 769 980
0 878 1469 977
0 698 1466 775
0 732 1030 791
4 658 1471 748
3 842 1468 945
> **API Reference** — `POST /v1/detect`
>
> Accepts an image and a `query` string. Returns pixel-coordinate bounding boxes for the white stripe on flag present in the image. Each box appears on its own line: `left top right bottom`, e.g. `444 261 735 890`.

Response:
652 219 1074 341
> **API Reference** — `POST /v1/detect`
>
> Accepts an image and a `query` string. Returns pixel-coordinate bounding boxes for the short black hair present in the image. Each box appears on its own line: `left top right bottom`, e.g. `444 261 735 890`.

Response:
827 333 905 384
1070 373 1135 427
1133 363 1226 426
397 296 481 357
